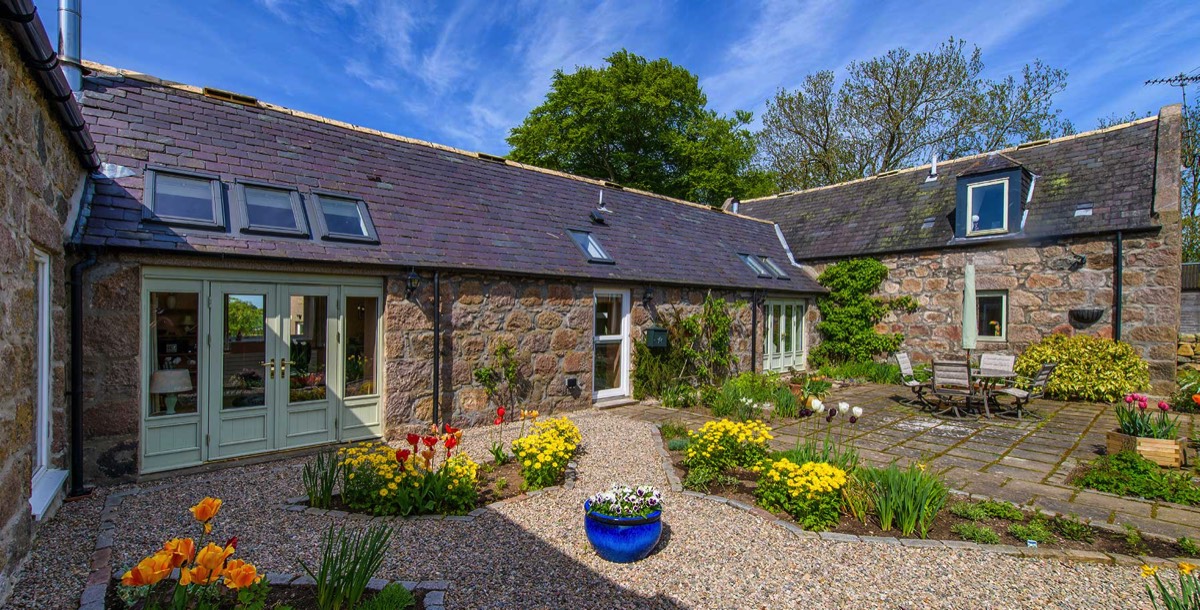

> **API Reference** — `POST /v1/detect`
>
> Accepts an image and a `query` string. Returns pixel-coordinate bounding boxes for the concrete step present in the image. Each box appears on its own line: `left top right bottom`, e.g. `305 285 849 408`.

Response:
593 396 638 410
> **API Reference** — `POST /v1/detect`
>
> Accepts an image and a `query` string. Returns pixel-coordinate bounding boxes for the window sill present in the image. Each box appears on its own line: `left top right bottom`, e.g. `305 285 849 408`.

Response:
29 468 68 521
975 337 1007 343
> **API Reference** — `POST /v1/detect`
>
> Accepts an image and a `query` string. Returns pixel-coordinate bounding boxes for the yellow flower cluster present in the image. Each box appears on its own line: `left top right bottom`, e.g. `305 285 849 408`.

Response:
511 416 580 490
339 440 478 514
761 458 847 499
443 453 479 492
685 419 773 470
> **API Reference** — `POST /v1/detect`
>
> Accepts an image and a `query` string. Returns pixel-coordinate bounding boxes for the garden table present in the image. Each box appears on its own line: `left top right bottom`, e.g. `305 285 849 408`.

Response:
971 368 1016 418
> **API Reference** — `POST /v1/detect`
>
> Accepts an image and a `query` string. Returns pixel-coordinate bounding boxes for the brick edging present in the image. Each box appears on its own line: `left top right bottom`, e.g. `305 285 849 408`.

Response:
280 460 579 522
81 483 465 610
652 424 1182 568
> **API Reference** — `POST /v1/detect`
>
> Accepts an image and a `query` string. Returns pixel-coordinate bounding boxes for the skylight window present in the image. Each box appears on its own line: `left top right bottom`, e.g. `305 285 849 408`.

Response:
1074 202 1094 217
143 167 225 228
312 192 379 243
568 230 614 264
235 181 308 236
966 178 1009 236
759 256 789 279
739 254 772 278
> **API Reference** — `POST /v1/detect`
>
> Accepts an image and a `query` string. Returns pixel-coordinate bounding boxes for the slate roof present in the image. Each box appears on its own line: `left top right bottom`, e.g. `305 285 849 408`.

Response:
740 117 1162 262
75 63 819 294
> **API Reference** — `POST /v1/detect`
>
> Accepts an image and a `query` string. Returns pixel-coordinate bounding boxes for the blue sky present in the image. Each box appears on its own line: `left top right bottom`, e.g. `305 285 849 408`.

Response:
35 0 1200 157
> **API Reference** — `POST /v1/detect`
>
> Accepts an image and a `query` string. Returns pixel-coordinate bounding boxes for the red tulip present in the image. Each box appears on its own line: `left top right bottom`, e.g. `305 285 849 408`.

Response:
406 433 420 447
396 449 412 462
421 435 438 448
443 424 461 436
445 436 459 451
497 406 506 418
494 417 503 425
224 536 238 550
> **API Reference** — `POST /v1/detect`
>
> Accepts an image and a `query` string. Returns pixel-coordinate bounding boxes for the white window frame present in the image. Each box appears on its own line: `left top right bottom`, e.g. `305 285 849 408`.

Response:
593 288 631 399
30 250 67 519
976 290 1008 342
966 178 1009 236
763 298 807 372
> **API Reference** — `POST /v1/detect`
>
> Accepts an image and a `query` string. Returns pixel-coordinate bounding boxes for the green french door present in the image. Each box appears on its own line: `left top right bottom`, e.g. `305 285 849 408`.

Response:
763 299 806 372
142 269 383 473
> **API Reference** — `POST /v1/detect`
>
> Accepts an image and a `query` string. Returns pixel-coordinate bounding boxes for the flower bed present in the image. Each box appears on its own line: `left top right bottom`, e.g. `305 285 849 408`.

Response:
663 424 1196 559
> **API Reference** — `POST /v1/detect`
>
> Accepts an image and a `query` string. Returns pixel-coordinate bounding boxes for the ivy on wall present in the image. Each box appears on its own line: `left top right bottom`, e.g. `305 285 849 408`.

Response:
811 258 916 366
632 294 743 398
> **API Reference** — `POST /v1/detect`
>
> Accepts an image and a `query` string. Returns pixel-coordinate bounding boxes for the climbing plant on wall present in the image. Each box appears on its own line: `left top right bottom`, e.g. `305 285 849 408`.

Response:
632 294 743 398
811 258 916 366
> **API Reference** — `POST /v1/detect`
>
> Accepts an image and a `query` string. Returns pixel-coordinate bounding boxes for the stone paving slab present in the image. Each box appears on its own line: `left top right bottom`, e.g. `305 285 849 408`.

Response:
613 382 1200 542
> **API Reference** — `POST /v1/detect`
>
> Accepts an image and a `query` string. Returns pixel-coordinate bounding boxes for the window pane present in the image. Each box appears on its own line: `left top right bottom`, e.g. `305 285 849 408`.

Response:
155 174 214 221
970 182 1006 233
570 231 611 261
345 296 378 397
322 197 367 236
977 295 1005 337
149 291 199 416
594 342 621 391
245 187 298 230
742 254 768 275
771 304 782 351
762 257 788 278
783 305 793 352
223 294 266 409
595 295 621 336
289 295 327 404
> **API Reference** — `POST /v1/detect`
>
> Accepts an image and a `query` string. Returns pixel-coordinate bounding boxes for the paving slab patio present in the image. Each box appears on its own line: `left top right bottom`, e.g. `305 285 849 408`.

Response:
610 382 1200 542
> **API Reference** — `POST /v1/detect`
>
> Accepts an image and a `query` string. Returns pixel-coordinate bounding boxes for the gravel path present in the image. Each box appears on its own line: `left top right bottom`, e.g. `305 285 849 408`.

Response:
5 411 1158 609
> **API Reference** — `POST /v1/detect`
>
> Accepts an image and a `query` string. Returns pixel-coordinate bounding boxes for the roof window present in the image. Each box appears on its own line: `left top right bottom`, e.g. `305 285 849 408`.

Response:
1074 202 1094 217
567 230 614 264
143 167 225 229
234 181 308 236
312 192 379 243
759 256 789 279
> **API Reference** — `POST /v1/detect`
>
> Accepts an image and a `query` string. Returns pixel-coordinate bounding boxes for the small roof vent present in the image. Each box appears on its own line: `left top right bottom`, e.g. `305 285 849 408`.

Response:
602 181 624 190
1074 202 1094 217
202 87 259 106
921 217 936 230
476 152 508 164
925 153 939 183
877 169 901 178
1017 139 1052 150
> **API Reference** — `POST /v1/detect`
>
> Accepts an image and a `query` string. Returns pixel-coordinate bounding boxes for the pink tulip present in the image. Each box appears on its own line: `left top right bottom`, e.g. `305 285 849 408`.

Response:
1159 401 1170 412
1125 395 1134 404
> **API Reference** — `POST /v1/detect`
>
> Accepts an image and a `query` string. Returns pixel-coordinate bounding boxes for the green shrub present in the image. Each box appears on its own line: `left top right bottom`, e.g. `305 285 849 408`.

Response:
951 522 1001 544
302 450 341 510
1009 519 1054 544
660 383 698 409
358 583 415 610
1124 523 1149 554
859 462 947 538
683 464 719 492
776 437 859 473
1178 536 1200 557
772 386 799 419
977 500 1025 522
708 380 763 421
1014 334 1149 402
1170 368 1200 413
817 361 903 385
811 258 916 366
631 341 685 399
301 524 393 610
1073 451 1200 505
666 438 689 452
631 295 743 398
1052 513 1095 543
660 422 688 441
949 502 988 521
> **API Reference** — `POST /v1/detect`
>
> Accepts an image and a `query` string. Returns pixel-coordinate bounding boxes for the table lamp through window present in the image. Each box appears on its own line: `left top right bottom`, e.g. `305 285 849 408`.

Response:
150 369 193 415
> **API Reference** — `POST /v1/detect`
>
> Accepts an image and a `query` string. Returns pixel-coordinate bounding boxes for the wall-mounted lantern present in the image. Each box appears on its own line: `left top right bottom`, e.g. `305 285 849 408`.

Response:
405 268 421 299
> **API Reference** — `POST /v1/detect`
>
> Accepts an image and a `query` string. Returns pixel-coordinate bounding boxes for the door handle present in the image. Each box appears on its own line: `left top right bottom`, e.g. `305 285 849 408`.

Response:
280 360 293 374
260 359 275 379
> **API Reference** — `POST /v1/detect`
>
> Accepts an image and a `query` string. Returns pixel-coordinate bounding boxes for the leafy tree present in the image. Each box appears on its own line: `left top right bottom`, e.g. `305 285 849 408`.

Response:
226 297 264 338
759 38 1073 191
507 50 771 205
1099 104 1199 261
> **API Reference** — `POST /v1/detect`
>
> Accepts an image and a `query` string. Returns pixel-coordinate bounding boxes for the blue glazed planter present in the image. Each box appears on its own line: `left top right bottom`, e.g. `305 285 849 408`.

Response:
584 500 662 563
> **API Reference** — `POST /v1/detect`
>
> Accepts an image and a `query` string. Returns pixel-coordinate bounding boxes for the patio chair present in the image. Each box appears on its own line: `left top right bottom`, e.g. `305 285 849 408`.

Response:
929 360 976 418
994 362 1057 420
895 352 931 409
977 353 1016 377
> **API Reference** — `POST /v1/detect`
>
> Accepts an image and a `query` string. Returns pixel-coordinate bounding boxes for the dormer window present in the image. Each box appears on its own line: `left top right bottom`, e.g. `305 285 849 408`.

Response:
312 192 379 243
966 178 1009 236
143 167 225 229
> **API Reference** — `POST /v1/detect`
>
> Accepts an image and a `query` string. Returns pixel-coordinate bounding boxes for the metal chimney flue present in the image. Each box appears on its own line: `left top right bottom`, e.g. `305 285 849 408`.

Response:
58 0 82 91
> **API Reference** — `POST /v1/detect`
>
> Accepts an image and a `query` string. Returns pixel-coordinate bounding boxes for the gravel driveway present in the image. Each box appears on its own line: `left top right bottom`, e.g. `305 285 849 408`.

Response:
4 411 1157 609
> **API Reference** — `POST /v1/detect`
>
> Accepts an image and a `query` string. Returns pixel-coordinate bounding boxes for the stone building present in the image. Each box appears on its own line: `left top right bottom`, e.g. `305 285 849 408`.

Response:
0 1 99 603
71 61 822 481
740 107 1184 393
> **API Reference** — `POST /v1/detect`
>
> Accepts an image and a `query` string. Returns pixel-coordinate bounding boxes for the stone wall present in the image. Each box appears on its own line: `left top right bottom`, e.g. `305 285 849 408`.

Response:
79 252 781 474
1178 334 1200 372
0 30 87 604
805 227 1181 394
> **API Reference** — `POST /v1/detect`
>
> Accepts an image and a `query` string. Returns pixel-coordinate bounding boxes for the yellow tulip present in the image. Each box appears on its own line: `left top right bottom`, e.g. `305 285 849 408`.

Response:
121 552 174 587
1141 565 1159 579
190 497 222 524
1181 562 1196 575
160 538 196 568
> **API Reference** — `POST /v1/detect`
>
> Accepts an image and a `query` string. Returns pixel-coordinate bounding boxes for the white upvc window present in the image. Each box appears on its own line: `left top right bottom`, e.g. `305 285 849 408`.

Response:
966 178 1009 236
976 290 1008 342
763 299 806 372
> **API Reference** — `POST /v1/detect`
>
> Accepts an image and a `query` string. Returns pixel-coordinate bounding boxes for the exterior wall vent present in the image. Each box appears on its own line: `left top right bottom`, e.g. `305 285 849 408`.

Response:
202 87 259 106
476 152 508 164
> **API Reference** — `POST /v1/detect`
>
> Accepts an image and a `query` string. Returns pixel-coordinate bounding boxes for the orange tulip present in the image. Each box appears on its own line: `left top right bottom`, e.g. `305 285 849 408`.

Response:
181 543 234 585
160 538 196 568
120 552 174 587
222 559 262 589
190 497 222 525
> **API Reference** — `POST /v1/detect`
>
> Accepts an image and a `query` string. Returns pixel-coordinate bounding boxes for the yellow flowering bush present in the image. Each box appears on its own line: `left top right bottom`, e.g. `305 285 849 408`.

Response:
755 458 847 531
511 416 580 490
684 419 773 473
117 498 267 608
339 431 477 516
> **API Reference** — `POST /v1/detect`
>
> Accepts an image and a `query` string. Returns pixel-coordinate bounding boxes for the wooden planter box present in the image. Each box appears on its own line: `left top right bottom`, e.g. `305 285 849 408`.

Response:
1106 431 1186 468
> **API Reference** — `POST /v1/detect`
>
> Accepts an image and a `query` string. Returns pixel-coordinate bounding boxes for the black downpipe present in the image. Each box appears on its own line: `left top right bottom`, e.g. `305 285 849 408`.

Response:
750 292 759 373
1114 231 1124 341
69 251 97 497
432 271 441 427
